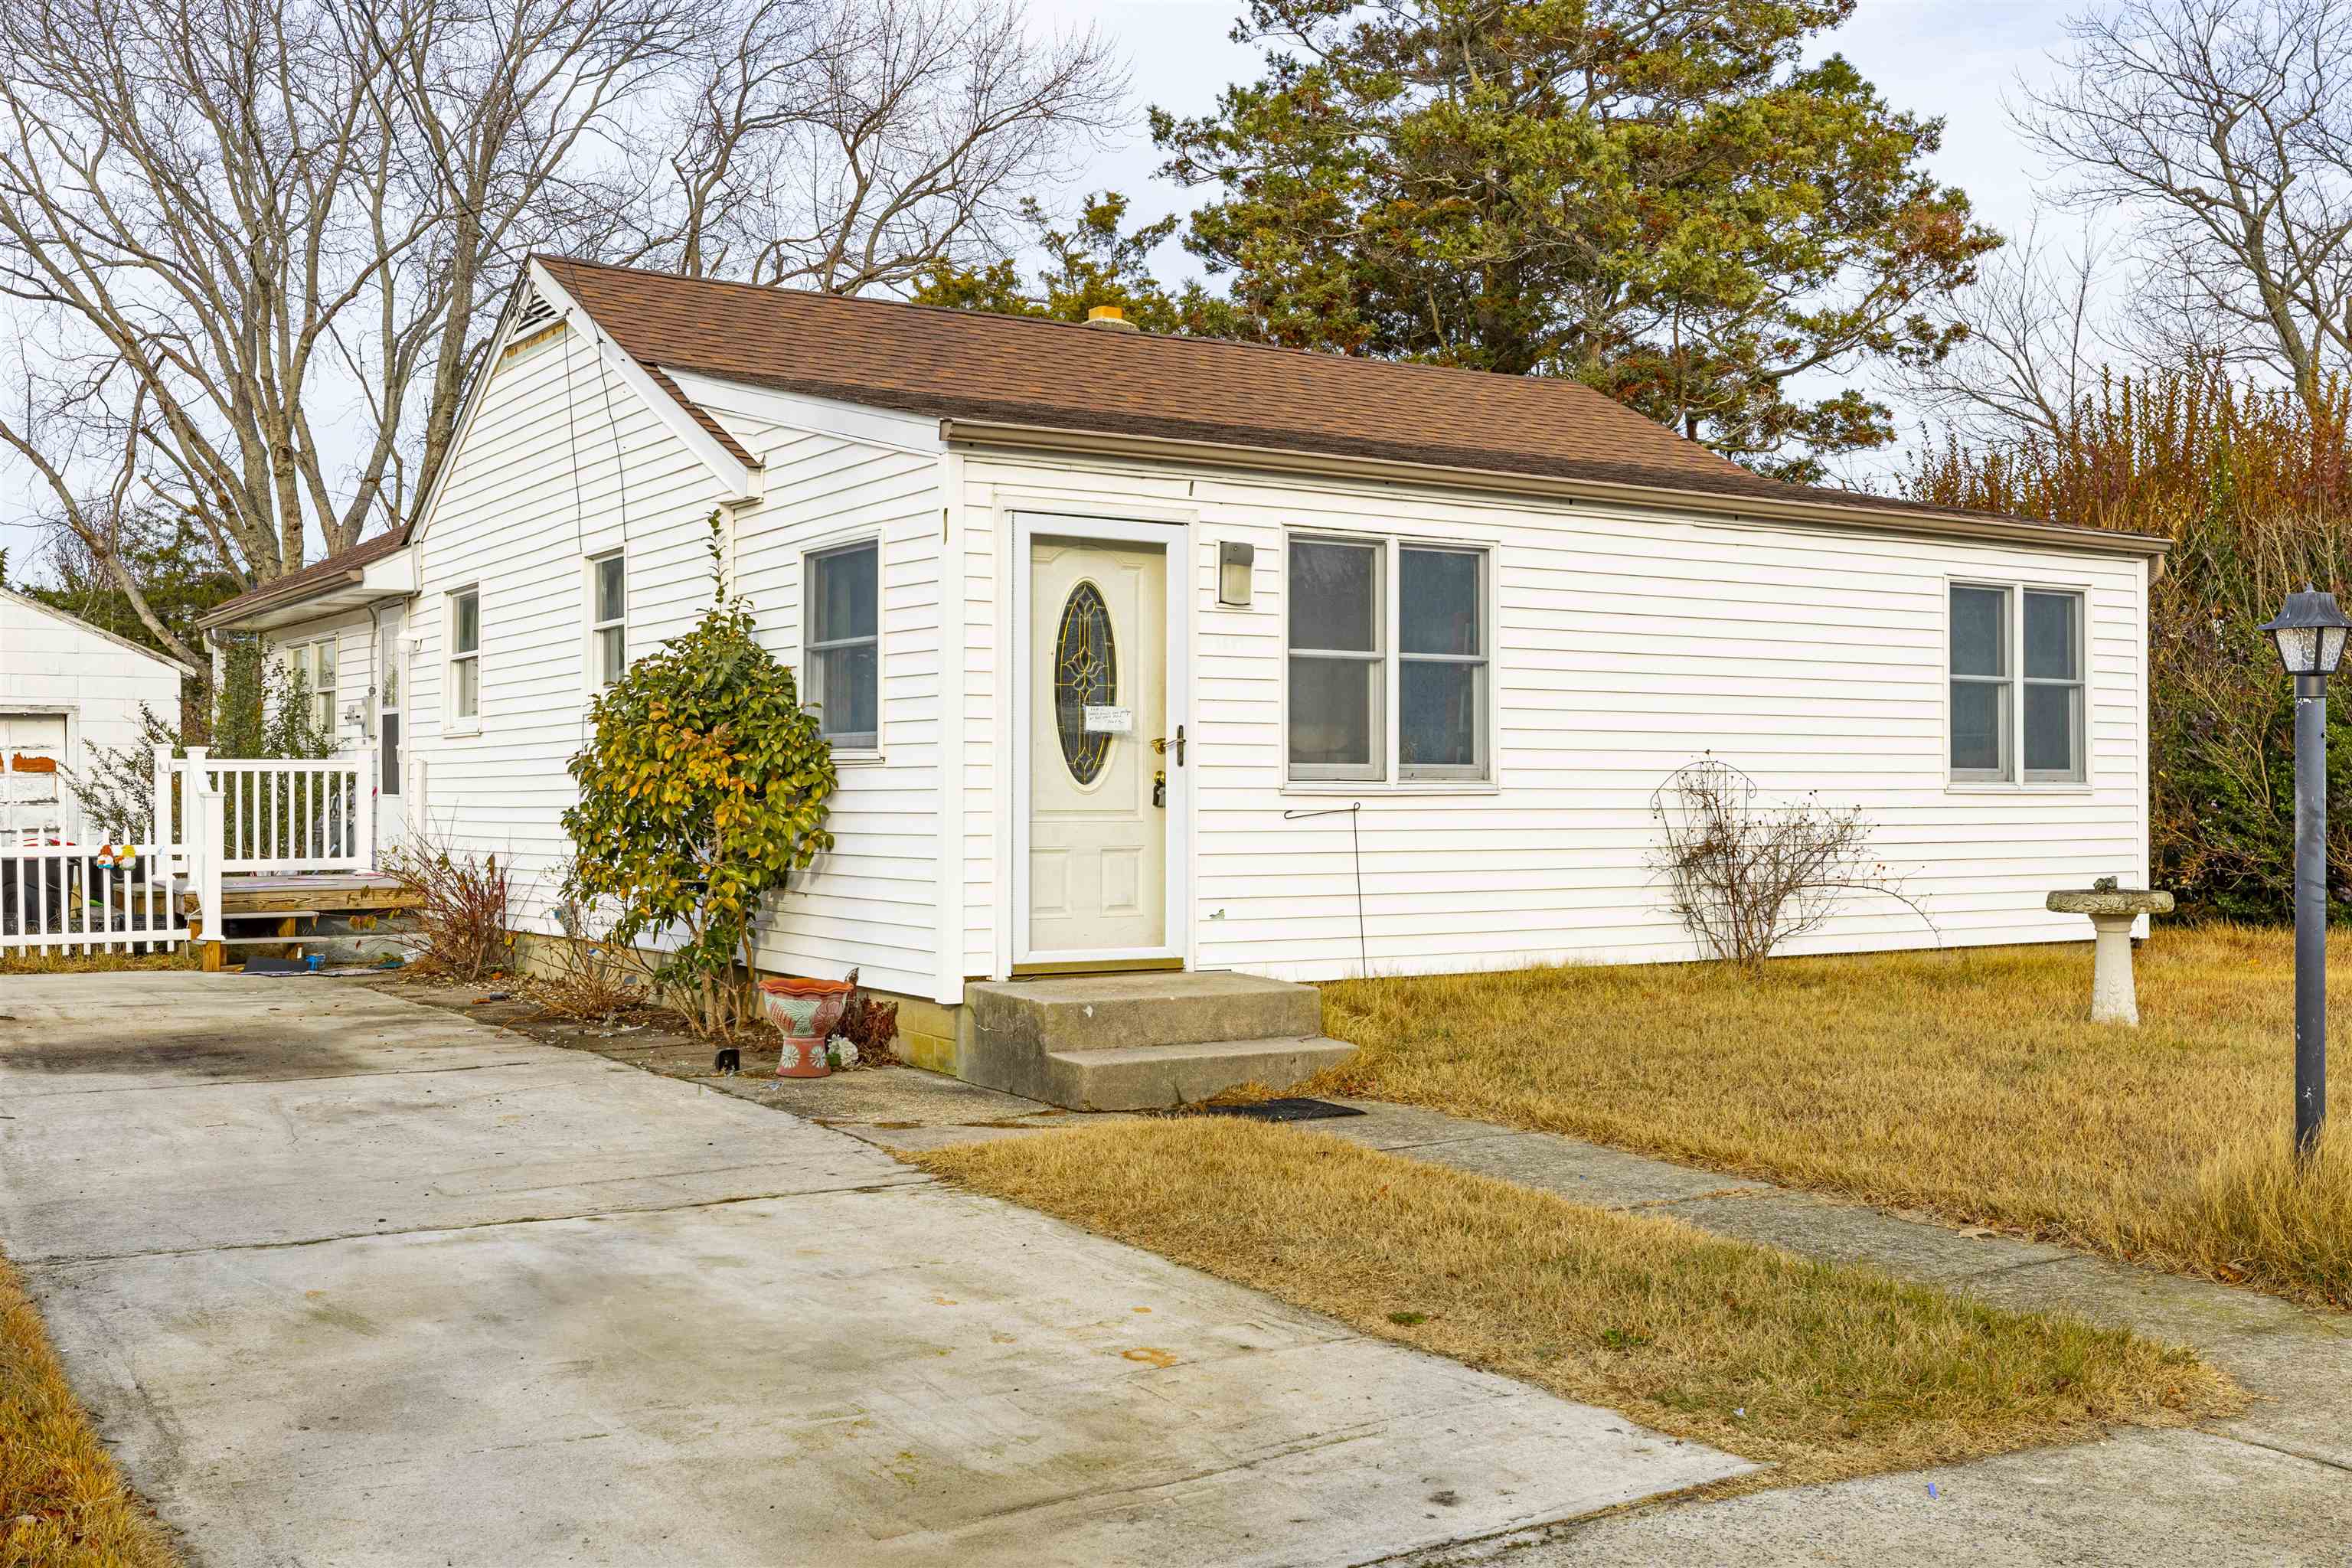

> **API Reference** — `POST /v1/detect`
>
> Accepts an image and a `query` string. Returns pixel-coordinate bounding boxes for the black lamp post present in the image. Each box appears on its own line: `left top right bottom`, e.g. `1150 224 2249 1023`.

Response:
2259 584 2352 1159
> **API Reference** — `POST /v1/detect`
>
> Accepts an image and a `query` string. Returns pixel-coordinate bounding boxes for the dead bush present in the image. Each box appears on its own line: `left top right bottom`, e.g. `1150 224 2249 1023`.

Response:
1651 758 1934 966
384 841 514 982
537 892 649 1021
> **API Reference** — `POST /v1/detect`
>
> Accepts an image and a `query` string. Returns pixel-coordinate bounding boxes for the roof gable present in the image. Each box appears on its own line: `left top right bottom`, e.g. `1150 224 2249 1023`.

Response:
1 587 197 677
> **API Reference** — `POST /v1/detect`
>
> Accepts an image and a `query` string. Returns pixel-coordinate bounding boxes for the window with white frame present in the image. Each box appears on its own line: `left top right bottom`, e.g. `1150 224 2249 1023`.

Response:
449 588 481 724
806 541 878 750
1288 537 1384 780
1288 535 1492 783
1949 583 2086 783
1399 546 1487 779
294 638 337 732
587 553 626 688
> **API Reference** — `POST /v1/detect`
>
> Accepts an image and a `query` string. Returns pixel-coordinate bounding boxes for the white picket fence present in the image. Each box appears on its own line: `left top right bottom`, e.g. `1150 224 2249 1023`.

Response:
0 841 189 956
1 746 379 956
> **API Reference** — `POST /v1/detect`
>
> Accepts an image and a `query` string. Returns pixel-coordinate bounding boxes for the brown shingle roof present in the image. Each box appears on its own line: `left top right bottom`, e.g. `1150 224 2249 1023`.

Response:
201 526 410 627
536 254 1893 510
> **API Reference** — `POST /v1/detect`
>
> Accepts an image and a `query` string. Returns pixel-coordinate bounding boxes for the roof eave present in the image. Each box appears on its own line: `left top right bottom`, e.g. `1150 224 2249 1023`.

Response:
938 418 2172 559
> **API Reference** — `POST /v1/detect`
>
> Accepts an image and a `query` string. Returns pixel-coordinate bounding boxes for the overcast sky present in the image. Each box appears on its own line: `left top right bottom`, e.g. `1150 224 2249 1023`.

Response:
0 0 2105 583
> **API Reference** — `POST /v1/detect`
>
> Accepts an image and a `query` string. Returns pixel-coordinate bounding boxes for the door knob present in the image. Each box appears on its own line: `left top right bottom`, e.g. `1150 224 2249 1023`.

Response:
1152 769 1167 808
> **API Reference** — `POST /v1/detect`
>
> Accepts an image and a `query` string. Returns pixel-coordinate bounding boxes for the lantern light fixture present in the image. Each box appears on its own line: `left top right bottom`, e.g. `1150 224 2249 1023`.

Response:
2259 583 2352 679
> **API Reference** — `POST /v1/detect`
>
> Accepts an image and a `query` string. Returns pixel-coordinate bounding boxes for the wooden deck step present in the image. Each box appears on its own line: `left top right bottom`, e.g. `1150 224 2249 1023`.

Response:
181 872 413 916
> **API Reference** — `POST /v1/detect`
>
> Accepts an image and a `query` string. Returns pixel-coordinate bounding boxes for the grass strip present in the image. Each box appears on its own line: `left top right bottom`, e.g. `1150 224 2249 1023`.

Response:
1 1250 181 1566
1307 925 2352 1308
916 1119 2236 1491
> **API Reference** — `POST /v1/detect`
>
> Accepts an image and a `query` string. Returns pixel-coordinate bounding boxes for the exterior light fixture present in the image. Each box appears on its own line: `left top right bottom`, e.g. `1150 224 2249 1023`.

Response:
2260 584 2352 678
2259 583 2352 1159
1218 541 1255 607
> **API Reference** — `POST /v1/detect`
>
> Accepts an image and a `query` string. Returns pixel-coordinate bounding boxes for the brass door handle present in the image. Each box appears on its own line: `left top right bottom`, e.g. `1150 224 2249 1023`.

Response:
1151 724 1187 765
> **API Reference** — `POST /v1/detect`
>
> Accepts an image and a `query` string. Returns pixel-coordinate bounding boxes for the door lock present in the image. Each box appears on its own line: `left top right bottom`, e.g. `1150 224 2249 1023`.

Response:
1152 769 1167 808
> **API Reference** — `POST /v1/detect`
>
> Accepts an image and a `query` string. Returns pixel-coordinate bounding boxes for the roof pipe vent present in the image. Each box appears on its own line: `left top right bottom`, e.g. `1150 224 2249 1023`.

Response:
1084 305 1139 333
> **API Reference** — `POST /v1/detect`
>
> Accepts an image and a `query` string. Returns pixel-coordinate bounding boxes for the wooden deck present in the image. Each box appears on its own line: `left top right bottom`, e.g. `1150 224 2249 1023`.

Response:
182 872 416 918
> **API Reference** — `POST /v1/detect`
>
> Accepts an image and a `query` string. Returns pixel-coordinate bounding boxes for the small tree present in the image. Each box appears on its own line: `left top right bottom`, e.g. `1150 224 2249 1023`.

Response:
561 533 836 1037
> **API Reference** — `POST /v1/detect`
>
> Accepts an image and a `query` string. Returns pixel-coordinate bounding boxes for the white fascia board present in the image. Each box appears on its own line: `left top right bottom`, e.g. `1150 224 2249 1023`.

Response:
526 260 761 502
664 370 946 458
358 548 416 597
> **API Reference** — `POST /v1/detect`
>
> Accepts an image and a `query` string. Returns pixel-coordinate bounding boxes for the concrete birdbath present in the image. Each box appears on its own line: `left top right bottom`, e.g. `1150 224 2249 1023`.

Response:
2046 883 2175 1026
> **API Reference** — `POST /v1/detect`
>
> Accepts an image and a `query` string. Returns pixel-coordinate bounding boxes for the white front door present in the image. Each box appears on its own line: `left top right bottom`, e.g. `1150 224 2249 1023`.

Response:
1027 537 1168 956
374 616 408 848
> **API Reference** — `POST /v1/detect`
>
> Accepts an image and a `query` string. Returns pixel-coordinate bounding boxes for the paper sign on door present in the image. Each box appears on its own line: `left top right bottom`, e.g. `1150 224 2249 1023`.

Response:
1083 705 1134 735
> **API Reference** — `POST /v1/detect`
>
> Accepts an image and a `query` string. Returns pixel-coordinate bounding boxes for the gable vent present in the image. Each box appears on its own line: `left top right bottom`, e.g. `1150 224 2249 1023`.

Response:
512 286 559 334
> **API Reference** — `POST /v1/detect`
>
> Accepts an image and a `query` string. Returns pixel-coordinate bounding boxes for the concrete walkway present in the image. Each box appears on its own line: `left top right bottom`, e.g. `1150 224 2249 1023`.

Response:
1305 1101 2352 1566
0 975 1746 1567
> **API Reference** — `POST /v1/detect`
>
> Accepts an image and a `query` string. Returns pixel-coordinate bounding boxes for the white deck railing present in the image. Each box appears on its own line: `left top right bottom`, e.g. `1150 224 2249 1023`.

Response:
0 840 190 955
163 746 375 875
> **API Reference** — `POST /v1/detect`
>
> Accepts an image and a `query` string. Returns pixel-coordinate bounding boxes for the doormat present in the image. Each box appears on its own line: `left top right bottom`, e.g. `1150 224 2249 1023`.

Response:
1195 1098 1366 1123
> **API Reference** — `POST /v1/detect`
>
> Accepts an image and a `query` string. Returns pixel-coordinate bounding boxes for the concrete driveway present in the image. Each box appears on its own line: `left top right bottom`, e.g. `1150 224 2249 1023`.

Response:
0 973 1746 1566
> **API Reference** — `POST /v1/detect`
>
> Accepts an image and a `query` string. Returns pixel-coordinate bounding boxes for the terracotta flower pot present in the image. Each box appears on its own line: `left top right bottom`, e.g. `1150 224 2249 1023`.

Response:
758 976 855 1078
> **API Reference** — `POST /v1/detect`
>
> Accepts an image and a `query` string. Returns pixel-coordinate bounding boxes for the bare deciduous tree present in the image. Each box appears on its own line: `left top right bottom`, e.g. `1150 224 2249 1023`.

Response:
1901 213 2119 446
0 0 1122 662
632 0 1125 293
2024 0 2352 418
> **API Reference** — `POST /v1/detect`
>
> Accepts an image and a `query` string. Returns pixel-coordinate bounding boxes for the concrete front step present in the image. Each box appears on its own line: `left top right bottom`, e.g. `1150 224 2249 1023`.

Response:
959 972 1353 1109
1025 1037 1358 1112
965 971 1323 1054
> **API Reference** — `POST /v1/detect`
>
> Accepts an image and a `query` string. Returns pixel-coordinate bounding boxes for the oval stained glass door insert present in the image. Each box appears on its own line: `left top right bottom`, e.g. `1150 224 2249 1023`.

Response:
1054 581 1117 785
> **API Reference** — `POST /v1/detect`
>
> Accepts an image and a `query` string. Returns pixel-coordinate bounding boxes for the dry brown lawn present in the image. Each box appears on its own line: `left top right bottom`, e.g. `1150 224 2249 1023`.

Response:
1308 924 2352 1309
916 1120 2235 1491
0 1250 181 1566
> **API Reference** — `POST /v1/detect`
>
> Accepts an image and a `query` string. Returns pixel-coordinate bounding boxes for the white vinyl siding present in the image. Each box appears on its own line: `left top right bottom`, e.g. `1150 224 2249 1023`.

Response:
963 450 2148 983
405 312 745 945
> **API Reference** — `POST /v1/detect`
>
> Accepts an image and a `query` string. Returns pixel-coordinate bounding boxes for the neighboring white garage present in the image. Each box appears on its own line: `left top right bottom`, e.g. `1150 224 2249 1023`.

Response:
0 587 193 841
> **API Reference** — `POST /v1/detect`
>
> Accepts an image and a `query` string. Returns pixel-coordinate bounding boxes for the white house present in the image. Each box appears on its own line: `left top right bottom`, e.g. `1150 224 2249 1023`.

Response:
1 587 194 841
202 256 2168 1073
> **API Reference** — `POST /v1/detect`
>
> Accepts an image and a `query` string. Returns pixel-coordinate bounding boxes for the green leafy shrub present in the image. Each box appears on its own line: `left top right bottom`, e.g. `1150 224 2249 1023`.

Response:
560 529 836 1037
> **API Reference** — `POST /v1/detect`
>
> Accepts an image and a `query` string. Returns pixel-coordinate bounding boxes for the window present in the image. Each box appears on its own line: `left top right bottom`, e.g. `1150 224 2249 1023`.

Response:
588 554 626 688
1288 538 1384 780
806 541 878 750
1054 581 1117 785
2023 590 2086 782
1399 547 1486 779
449 588 481 725
1949 583 2084 784
1949 585 2009 781
378 624 402 795
295 639 337 733
1285 535 1492 785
